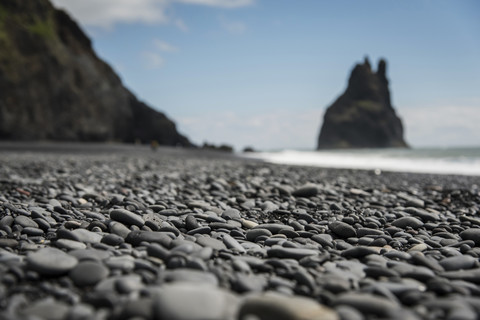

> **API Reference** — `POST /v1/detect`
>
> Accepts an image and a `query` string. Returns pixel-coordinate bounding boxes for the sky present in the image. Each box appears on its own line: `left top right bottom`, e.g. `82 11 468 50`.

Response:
50 0 480 151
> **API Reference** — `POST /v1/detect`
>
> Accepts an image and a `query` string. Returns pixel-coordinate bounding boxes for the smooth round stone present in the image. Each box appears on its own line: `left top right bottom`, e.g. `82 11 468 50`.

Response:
109 221 131 238
334 293 400 317
223 234 246 252
404 207 439 222
267 246 318 260
21 227 44 236
20 297 69 320
441 269 480 283
253 224 294 234
329 221 357 238
185 215 200 230
105 255 135 272
116 275 145 294
56 239 87 250
69 261 109 287
239 292 338 320
27 247 78 276
161 269 219 285
69 248 111 261
0 239 18 248
460 229 480 246
292 185 318 197
153 283 239 320
71 228 103 243
101 233 124 246
357 228 384 237
440 255 477 271
196 236 227 251
14 215 38 228
391 217 424 229
246 228 272 242
126 230 172 247
221 208 241 220
110 209 145 227
241 219 258 229
341 246 379 258
408 243 428 252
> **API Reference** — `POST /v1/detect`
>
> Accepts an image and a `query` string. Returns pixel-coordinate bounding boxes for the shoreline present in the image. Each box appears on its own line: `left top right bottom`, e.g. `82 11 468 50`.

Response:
1 143 480 319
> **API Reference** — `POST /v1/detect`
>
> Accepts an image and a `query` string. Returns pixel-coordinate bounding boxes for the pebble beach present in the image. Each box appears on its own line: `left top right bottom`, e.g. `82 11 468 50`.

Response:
1 144 480 320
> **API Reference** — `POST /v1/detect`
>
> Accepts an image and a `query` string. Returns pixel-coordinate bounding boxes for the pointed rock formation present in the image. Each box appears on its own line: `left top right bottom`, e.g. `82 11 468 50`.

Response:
317 57 408 149
0 0 191 146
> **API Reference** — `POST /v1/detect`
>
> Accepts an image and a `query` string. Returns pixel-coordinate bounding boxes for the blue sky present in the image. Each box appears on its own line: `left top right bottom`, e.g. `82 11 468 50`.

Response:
51 0 480 150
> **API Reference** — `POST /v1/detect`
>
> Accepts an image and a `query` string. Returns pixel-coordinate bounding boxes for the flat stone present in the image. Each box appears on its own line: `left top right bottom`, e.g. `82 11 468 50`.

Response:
27 247 78 276
109 221 131 238
101 233 124 246
460 228 480 246
241 219 258 229
221 208 241 220
222 234 246 252
392 217 424 229
253 224 294 234
71 228 103 243
55 238 87 250
125 230 172 247
69 248 111 261
246 228 272 241
334 293 400 317
329 221 356 238
14 215 38 228
239 292 338 320
153 283 239 320
439 255 477 271
441 268 480 284
69 261 109 286
110 209 144 227
20 298 69 320
267 246 318 260
196 236 227 250
161 269 219 286
341 246 379 258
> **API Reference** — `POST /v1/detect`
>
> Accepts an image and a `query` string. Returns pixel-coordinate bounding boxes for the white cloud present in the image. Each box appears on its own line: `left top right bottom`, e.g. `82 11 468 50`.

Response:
153 39 179 52
51 0 254 29
219 15 247 34
402 104 480 147
177 108 322 151
174 19 189 32
142 51 164 68
51 0 169 29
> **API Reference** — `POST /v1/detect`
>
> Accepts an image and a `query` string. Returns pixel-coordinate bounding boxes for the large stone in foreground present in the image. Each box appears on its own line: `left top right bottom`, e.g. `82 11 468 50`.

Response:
317 57 408 149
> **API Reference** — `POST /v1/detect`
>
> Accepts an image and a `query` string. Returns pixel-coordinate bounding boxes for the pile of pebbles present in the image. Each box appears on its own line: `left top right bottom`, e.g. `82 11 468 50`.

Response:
0 147 480 320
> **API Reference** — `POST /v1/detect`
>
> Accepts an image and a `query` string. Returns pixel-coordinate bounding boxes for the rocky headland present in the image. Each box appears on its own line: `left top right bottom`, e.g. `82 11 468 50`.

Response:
317 58 408 149
0 0 191 146
1 144 480 320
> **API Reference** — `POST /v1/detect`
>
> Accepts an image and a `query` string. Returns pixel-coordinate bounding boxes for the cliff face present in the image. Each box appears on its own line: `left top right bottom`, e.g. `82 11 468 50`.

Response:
0 0 191 146
317 58 408 149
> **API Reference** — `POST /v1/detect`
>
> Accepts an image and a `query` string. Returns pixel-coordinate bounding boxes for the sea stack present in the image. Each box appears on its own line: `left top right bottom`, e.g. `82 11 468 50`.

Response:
0 0 191 146
317 57 408 149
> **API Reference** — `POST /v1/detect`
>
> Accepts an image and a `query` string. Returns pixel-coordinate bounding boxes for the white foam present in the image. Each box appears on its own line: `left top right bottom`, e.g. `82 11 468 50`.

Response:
242 149 480 176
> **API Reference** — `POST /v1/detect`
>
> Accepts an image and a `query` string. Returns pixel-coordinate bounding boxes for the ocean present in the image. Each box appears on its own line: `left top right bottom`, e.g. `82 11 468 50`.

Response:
241 147 480 176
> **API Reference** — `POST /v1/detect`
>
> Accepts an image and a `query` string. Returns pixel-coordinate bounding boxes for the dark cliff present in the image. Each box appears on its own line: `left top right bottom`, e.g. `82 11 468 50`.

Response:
0 0 191 146
317 58 408 149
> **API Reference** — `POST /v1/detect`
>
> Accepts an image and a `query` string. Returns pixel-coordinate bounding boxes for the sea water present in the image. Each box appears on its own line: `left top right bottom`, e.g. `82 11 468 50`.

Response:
242 147 480 176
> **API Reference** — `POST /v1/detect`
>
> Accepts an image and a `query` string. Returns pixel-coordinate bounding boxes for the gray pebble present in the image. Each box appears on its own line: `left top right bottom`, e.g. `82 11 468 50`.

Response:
27 247 78 276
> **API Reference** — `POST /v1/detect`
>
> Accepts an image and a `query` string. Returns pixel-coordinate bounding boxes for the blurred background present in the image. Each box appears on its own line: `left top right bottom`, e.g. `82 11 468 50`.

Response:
50 0 480 151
